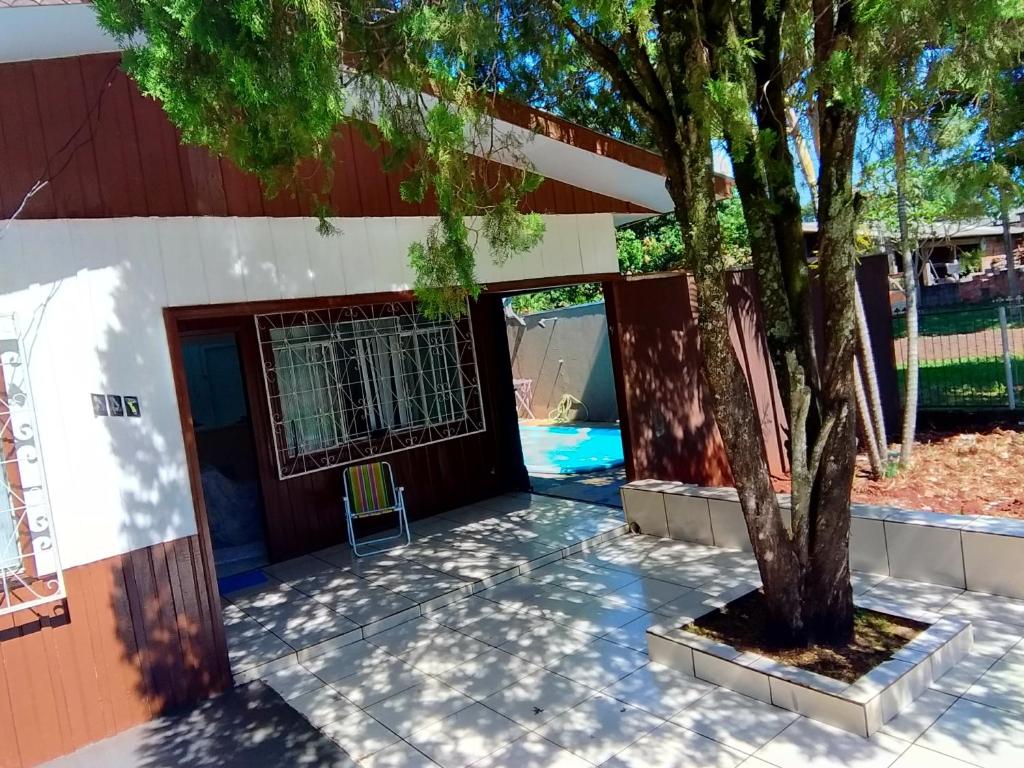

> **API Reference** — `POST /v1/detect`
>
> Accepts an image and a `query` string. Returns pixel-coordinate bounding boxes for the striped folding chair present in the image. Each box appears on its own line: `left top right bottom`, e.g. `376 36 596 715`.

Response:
342 461 411 558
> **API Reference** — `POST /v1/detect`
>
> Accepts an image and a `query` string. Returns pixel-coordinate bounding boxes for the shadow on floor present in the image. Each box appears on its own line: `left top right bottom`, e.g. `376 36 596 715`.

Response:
42 682 355 768
531 467 626 507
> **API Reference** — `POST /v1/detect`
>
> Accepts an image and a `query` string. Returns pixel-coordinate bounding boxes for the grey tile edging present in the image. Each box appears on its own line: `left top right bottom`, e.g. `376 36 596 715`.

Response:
646 587 974 737
621 480 1024 600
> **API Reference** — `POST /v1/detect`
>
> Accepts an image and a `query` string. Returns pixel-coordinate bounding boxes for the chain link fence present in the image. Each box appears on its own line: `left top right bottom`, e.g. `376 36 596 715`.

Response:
893 298 1024 409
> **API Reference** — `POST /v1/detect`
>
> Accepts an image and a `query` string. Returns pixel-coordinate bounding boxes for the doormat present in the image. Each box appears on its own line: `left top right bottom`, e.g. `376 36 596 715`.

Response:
218 569 268 596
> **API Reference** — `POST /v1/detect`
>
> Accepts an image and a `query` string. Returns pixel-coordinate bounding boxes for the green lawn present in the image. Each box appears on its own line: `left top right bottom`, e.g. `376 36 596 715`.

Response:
892 303 1024 339
898 356 1024 408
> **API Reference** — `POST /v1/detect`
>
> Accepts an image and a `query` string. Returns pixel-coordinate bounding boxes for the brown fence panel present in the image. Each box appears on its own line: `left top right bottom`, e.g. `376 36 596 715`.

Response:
607 254 897 485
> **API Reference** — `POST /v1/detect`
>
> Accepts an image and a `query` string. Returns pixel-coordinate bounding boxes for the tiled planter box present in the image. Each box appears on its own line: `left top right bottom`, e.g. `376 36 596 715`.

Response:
646 586 974 737
622 480 1024 599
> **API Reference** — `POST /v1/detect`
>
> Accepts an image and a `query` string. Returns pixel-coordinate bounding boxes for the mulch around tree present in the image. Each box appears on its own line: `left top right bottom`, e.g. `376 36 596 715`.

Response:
685 590 926 684
772 427 1024 518
852 427 1024 518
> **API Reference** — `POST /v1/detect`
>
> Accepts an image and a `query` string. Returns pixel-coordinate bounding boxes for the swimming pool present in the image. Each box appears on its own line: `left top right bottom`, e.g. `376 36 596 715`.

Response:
519 423 625 475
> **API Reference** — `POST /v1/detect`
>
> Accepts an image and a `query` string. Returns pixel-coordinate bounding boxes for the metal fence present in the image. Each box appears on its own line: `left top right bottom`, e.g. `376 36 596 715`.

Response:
892 298 1024 410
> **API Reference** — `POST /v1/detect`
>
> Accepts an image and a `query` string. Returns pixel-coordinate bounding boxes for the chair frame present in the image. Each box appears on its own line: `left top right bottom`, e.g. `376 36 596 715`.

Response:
342 461 411 558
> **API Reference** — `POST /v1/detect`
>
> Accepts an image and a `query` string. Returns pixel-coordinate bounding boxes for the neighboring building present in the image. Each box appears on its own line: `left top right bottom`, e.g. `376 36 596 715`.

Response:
804 214 1024 308
0 4 742 765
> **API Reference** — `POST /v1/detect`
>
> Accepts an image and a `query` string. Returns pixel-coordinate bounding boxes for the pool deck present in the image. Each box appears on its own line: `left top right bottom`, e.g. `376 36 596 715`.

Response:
531 467 627 508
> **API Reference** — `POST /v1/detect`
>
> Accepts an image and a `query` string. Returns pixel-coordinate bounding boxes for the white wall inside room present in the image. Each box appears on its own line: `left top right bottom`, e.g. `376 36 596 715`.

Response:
0 213 618 568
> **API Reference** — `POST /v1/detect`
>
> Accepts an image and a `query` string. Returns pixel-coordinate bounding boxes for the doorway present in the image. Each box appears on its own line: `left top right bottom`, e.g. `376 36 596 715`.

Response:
181 332 268 577
500 285 628 508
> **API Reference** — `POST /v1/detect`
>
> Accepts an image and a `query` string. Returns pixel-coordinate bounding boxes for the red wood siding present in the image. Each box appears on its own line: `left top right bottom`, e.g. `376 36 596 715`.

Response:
0 52 646 221
170 293 529 563
0 535 231 768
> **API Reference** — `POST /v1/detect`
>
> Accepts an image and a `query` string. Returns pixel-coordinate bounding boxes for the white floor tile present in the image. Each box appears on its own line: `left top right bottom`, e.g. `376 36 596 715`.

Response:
962 645 1024 714
930 652 1000 696
436 647 541 699
606 577 693 612
941 591 1024 628
753 717 909 768
358 741 440 768
288 684 360 728
498 622 595 667
602 612 657 653
603 721 747 768
964 619 1024 657
537 692 663 765
482 669 594 729
528 559 640 596
260 664 325 701
330 655 427 707
864 578 963 615
398 632 493 676
320 709 402 761
407 702 527 768
879 689 956 742
365 617 454 656
469 733 592 768
364 679 474 738
302 642 396 684
545 636 648 690
672 688 799 755
603 662 716 719
888 745 978 768
918 697 1024 766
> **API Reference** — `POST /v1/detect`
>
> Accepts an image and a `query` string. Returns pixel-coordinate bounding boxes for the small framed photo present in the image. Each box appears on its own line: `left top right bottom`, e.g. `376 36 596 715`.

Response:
91 393 108 417
107 394 124 417
124 396 141 417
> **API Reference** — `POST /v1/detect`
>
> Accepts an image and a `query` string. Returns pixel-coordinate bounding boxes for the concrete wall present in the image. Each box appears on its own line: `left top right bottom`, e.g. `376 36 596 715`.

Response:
507 301 618 422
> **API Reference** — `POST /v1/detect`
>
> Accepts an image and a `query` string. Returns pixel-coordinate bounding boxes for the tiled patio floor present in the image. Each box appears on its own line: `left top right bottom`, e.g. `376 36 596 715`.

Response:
530 467 627 507
222 493 629 680
231 496 1024 767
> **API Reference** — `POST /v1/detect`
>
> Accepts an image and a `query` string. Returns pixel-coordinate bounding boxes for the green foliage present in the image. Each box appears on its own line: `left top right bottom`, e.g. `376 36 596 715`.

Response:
94 0 544 318
959 249 983 275
513 192 752 314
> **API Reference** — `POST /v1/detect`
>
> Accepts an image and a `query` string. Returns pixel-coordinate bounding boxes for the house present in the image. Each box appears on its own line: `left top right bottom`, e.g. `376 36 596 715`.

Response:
0 3 749 765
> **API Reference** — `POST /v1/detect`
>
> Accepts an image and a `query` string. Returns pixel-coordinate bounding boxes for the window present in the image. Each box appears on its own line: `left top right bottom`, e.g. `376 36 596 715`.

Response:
256 301 485 479
0 315 64 616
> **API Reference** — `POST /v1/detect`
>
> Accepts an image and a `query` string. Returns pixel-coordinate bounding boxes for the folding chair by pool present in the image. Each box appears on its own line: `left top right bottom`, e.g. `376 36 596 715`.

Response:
342 461 411 557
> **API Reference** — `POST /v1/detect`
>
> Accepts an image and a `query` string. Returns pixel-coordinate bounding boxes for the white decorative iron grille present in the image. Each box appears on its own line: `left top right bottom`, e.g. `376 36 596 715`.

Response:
0 315 65 616
255 300 486 479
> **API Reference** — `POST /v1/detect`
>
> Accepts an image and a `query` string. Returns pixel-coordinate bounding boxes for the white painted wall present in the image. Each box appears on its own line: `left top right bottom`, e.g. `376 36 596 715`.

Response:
0 214 617 568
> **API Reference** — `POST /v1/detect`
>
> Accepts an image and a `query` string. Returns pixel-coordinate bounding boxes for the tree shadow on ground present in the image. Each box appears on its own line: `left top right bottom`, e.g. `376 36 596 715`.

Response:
44 682 354 768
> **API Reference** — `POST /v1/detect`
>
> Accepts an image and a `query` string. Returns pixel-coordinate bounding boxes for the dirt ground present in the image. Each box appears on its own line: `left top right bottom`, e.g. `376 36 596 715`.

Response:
850 427 1024 518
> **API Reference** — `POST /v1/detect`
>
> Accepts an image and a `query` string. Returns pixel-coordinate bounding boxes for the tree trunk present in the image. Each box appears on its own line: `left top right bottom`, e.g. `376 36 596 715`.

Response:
854 285 888 460
854 361 884 478
894 117 919 469
1000 188 1020 299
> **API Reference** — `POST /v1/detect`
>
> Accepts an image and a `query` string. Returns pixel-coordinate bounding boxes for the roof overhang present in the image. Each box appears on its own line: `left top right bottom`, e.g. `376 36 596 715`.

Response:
0 2 731 214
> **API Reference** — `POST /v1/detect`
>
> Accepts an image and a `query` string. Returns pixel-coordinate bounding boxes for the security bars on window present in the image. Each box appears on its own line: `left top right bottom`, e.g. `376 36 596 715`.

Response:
256 300 486 479
0 315 65 616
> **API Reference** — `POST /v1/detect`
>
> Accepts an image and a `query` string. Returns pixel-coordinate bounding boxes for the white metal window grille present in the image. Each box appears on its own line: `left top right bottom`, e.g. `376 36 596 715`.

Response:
255 300 486 479
0 315 65 616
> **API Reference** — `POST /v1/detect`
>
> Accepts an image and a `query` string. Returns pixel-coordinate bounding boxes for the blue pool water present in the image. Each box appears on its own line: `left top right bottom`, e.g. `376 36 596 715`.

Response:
519 424 625 475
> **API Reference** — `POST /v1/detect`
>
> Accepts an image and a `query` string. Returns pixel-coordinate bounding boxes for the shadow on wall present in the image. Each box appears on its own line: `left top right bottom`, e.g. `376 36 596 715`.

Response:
0 221 231 766
611 273 735 485
608 254 899 488
507 301 619 422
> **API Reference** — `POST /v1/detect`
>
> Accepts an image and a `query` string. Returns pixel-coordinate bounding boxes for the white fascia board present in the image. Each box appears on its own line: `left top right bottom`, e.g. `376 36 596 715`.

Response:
0 5 122 64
